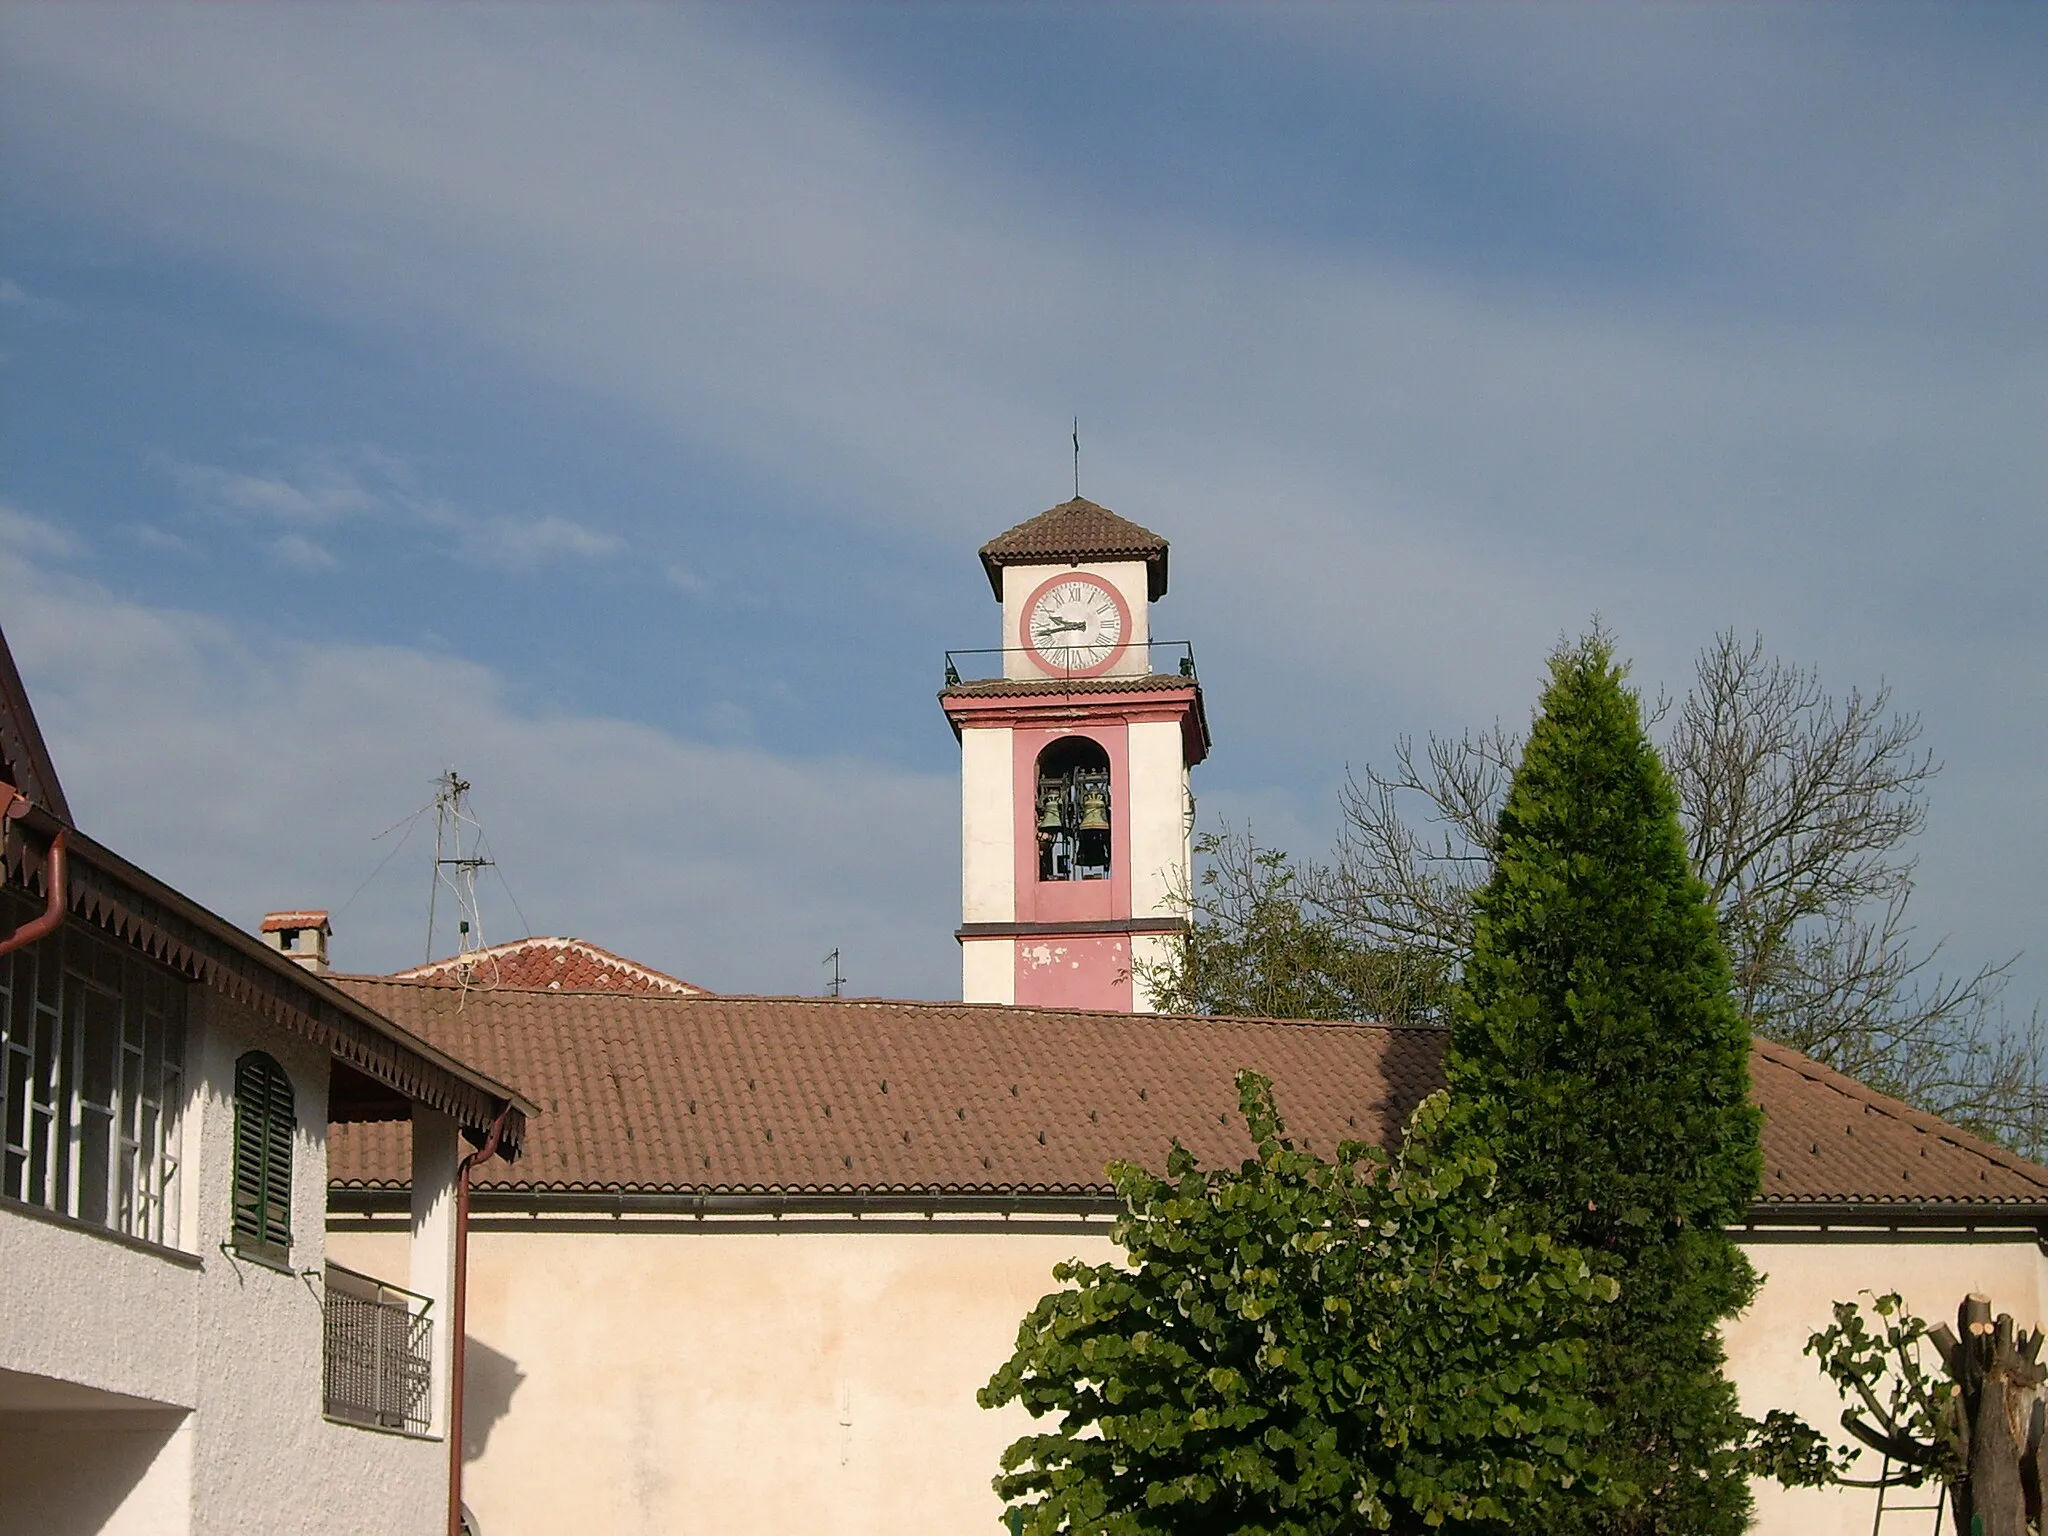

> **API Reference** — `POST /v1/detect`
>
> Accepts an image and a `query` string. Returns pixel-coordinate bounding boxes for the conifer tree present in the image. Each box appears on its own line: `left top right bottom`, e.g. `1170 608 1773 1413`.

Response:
1447 634 1764 1535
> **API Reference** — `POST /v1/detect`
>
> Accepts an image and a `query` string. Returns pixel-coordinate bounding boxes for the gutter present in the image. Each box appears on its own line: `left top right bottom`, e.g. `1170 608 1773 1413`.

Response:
333 1186 1124 1221
449 1106 512 1536
334 1187 2048 1238
0 782 65 959
1740 1200 2048 1242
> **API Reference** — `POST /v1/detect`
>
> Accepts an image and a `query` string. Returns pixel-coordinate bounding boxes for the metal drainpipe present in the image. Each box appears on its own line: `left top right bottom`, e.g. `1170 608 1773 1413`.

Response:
449 1105 511 1536
0 785 66 959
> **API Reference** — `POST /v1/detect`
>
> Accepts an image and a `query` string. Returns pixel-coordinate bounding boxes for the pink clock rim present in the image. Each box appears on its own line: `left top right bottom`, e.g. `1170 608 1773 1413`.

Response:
1019 570 1133 679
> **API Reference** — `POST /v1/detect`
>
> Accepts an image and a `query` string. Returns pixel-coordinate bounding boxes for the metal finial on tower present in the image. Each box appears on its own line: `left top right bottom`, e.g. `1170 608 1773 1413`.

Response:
1072 418 1080 500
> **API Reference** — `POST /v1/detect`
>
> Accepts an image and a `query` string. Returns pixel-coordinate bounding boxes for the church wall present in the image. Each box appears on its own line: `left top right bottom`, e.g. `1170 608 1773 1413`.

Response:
1733 1229 2048 1534
420 1219 1121 1536
328 1218 2048 1536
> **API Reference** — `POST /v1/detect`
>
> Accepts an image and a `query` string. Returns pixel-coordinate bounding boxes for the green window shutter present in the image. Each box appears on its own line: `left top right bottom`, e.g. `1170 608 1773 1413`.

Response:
231 1052 294 1262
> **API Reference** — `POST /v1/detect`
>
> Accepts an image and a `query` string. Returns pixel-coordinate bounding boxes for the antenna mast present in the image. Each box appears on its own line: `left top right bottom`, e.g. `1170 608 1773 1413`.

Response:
426 769 493 966
823 947 846 999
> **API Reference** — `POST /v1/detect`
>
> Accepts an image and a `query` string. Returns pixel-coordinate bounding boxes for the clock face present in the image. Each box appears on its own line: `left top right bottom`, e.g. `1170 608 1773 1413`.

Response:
1025 574 1128 675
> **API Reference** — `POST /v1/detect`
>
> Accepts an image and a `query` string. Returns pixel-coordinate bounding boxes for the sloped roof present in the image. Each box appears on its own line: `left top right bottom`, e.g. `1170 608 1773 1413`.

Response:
325 982 2048 1214
390 937 704 996
979 498 1170 600
0 622 71 822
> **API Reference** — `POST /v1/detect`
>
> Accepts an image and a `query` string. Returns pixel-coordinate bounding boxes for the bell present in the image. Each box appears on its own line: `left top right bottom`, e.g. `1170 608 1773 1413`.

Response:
1078 788 1111 833
1038 791 1065 833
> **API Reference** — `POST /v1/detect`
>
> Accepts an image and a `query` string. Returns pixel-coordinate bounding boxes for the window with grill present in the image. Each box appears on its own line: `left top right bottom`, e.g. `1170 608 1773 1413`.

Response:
231 1052 294 1263
1 912 187 1246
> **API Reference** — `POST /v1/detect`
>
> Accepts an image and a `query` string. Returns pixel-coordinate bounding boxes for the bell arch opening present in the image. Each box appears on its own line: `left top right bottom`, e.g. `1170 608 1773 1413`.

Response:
1034 736 1112 882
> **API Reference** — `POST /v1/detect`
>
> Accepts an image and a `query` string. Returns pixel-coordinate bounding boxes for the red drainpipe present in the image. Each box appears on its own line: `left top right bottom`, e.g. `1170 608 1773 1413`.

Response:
449 1104 511 1536
0 784 66 959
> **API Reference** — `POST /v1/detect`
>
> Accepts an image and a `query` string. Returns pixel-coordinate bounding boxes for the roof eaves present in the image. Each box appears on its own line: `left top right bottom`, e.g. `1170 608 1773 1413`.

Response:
7 808 538 1139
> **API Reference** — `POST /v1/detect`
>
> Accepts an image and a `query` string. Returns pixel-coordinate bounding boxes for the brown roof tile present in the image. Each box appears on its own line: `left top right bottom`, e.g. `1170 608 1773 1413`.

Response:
388 937 704 996
979 498 1170 600
326 985 2048 1212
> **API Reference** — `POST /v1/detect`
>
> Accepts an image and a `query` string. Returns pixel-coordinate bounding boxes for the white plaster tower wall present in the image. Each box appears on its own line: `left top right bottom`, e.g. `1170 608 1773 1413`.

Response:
959 728 1015 925
1124 720 1190 920
959 724 1016 1004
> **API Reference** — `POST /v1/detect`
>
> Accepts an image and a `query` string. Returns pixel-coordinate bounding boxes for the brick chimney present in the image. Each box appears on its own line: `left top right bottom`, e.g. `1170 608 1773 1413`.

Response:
260 910 332 974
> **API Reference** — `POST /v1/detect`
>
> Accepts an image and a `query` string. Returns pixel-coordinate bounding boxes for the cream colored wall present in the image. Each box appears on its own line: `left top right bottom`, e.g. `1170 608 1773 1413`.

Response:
960 726 1015 928
326 1214 2048 1536
1000 561 1152 679
1125 720 1189 923
394 1219 1122 1536
1733 1231 2048 1535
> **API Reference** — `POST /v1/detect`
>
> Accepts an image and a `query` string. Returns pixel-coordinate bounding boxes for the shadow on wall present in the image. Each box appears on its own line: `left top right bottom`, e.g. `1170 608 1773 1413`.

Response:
0 1409 186 1536
465 1337 526 1464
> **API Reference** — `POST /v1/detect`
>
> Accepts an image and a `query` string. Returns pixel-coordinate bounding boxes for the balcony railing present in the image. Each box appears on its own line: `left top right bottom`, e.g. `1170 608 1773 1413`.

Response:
943 640 1197 686
323 1263 433 1434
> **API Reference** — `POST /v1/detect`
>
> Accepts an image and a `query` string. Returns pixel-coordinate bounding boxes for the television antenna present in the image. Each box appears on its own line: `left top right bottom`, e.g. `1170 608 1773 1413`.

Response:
823 947 846 999
426 769 493 965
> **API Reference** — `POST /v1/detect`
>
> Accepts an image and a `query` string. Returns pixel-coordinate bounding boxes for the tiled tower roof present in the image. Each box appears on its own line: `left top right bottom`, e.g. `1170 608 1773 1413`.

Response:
978 497 1169 600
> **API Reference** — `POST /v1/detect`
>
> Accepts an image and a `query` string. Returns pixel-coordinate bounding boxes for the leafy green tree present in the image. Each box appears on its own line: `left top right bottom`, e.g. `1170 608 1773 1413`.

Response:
1447 634 1764 1536
981 1073 1619 1535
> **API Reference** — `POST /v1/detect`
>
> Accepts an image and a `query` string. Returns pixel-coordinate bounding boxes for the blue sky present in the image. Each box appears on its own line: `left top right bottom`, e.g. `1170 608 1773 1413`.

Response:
0 4 2042 1006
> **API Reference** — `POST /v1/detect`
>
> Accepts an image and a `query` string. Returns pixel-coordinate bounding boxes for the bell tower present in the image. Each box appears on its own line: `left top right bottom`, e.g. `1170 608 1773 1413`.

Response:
941 498 1209 1012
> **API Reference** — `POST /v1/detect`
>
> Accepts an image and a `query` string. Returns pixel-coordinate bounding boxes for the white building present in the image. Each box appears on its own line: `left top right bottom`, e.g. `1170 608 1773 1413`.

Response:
0 629 535 1536
322 499 2048 1536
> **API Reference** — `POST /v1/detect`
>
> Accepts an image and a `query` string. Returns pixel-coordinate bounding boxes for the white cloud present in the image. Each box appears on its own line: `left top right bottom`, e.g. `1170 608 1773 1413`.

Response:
663 561 709 597
268 531 338 571
162 448 622 573
469 513 622 568
0 548 960 997
0 503 80 560
167 459 378 526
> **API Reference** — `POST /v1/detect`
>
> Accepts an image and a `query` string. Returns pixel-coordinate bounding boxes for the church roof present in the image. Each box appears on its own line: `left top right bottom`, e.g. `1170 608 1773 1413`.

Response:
389 936 705 995
979 497 1170 600
325 982 2048 1221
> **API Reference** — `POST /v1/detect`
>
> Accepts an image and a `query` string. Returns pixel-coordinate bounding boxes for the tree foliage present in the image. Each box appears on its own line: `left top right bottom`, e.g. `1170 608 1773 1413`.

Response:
981 1074 1619 1535
1150 630 2045 1158
1446 634 1763 1536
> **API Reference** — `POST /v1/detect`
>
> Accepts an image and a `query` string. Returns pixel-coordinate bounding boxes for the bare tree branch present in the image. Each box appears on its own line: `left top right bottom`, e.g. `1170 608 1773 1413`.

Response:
1181 630 2046 1159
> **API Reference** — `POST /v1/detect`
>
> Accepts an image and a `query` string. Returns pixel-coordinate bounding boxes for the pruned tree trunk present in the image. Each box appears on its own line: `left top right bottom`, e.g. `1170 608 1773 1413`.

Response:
1943 1295 2046 1536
